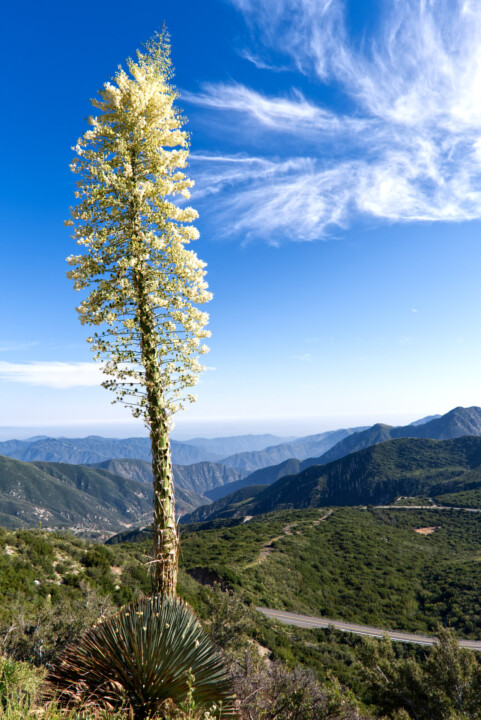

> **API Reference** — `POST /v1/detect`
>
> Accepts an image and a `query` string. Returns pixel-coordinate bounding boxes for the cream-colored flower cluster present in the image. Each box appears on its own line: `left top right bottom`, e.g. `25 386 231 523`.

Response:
67 32 211 424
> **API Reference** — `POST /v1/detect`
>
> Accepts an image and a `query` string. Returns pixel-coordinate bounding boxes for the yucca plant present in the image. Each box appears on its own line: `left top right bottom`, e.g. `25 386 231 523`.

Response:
45 596 236 720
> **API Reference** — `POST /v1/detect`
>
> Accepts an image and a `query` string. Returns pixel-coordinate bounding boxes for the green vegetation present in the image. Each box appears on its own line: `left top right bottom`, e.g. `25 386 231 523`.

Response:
436 489 481 508
0 455 153 532
4 505 481 717
360 629 481 719
179 506 481 637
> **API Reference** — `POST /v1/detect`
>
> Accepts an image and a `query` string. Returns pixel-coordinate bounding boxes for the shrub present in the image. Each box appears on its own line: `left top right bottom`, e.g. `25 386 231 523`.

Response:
230 646 366 720
0 583 115 667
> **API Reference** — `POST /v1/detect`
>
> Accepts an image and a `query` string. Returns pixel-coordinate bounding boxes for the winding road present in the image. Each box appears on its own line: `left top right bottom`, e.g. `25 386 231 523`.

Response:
257 607 481 651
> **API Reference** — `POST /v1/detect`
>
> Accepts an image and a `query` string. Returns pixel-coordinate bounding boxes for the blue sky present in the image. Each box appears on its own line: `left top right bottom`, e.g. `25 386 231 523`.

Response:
2 0 481 439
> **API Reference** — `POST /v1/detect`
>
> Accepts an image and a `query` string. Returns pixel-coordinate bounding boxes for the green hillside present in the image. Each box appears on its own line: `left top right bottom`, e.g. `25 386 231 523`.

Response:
436 488 481 508
0 455 154 532
178 505 481 638
185 436 481 522
115 501 481 637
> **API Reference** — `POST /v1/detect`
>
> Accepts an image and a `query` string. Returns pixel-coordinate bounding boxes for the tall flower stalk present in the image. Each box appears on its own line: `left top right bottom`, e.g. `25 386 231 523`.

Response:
67 29 211 595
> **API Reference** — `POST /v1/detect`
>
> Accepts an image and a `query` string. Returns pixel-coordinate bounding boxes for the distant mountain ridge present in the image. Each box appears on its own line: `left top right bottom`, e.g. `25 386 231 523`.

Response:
0 436 154 465
176 434 295 458
219 428 364 474
321 406 481 465
183 436 481 522
0 433 294 467
205 406 481 501
409 414 441 426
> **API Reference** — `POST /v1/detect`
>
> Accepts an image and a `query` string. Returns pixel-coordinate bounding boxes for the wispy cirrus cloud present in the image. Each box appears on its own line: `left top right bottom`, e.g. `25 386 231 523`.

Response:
188 0 481 241
185 83 365 135
0 362 103 389
238 49 290 73
190 154 351 240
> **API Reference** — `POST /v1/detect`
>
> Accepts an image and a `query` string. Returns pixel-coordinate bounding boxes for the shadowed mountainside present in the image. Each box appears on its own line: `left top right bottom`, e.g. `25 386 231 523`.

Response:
183 436 481 522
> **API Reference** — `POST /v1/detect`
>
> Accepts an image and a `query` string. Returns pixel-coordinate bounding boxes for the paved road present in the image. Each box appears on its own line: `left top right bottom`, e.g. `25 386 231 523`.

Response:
257 607 481 650
375 504 481 512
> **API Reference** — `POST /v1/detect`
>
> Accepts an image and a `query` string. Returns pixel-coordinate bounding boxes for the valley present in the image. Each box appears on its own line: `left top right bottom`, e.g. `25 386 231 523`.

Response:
3 406 481 718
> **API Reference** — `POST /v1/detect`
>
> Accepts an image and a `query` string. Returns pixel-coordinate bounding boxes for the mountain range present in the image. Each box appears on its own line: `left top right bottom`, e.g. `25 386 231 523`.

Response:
0 454 218 531
90 458 244 496
3 405 481 533
0 455 154 531
0 433 292 466
205 406 481 502
218 428 363 473
183 435 481 523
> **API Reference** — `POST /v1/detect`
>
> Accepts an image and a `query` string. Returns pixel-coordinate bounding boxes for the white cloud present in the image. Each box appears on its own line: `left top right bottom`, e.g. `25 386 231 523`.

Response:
190 0 481 240
239 49 290 72
185 83 365 134
191 154 350 239
0 362 104 389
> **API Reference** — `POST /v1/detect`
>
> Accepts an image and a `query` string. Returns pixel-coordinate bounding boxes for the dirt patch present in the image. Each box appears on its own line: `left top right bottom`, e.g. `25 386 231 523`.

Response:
414 526 438 535
313 509 334 525
257 536 283 563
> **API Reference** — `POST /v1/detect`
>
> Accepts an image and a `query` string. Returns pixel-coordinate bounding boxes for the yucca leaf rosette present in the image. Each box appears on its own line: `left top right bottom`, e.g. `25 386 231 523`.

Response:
46 595 236 719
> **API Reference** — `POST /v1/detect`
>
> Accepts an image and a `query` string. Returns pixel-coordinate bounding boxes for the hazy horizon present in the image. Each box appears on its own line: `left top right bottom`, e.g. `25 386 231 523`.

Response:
0 407 452 442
